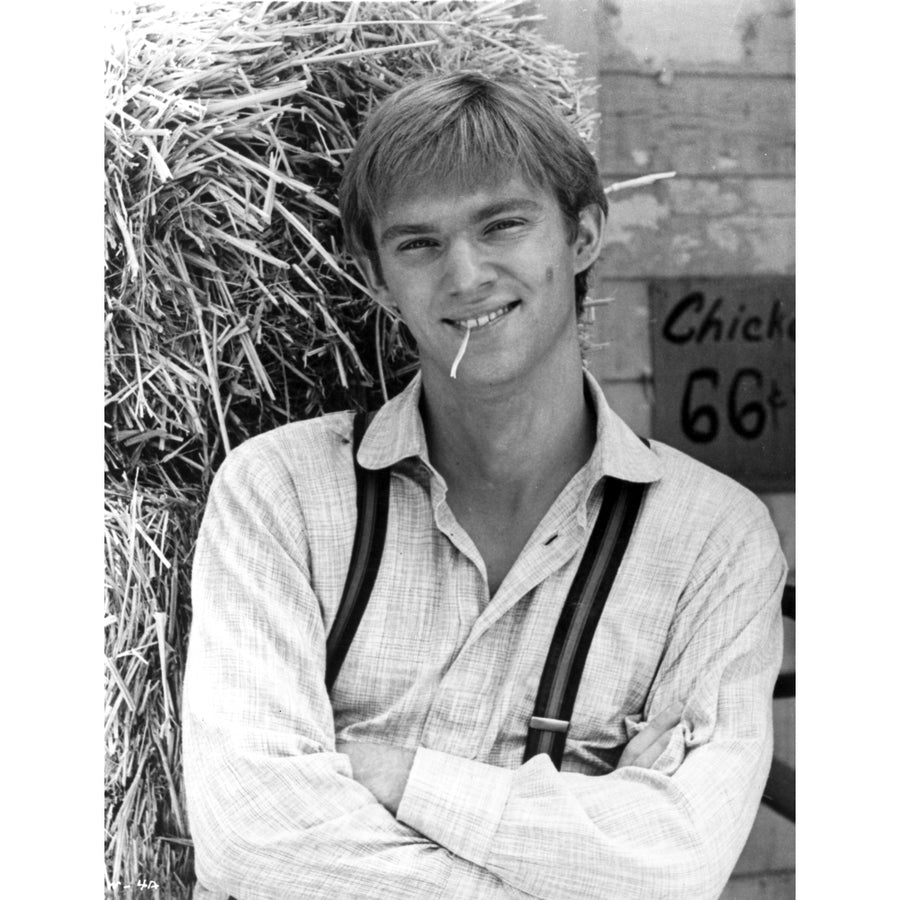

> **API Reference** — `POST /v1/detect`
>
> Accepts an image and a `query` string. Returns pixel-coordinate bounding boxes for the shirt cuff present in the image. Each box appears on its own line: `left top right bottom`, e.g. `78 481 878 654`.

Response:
396 748 512 867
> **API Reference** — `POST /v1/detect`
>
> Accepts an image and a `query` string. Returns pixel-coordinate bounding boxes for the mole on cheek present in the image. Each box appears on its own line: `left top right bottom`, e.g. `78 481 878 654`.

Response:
545 266 554 282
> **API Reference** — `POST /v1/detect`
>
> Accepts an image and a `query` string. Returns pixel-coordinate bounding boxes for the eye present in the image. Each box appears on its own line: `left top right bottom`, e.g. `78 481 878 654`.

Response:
397 237 438 252
486 218 525 235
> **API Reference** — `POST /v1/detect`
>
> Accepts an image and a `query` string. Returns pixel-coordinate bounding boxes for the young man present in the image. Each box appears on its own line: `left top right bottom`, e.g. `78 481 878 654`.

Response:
184 73 786 899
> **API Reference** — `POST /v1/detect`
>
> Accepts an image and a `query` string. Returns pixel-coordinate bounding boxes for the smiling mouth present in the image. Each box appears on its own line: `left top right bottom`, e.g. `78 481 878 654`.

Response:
446 301 520 331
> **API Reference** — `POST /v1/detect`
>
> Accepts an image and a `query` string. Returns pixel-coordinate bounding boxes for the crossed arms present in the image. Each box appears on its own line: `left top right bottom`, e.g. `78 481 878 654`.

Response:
183 443 786 900
337 704 681 816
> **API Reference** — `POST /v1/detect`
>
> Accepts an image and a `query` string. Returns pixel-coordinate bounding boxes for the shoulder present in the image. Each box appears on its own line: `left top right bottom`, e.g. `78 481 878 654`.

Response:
646 439 768 521
640 438 781 565
209 410 356 511
637 442 786 628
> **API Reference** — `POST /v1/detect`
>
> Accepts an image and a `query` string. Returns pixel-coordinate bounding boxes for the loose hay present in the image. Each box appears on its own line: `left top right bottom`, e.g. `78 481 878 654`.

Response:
104 1 599 892
105 476 202 895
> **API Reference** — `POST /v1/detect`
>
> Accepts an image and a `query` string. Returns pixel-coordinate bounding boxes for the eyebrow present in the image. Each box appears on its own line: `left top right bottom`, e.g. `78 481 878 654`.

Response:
378 197 544 246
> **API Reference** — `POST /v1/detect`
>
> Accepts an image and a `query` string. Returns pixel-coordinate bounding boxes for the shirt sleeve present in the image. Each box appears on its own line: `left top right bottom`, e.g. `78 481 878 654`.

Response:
396 491 787 900
182 442 513 900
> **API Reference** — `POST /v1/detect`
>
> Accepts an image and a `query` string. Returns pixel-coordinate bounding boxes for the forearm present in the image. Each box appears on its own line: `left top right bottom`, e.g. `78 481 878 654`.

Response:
396 715 770 900
184 447 515 899
183 607 516 899
396 518 786 900
185 715 458 899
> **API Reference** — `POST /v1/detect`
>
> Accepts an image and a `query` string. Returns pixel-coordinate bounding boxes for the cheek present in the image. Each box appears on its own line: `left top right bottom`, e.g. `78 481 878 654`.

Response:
379 273 420 314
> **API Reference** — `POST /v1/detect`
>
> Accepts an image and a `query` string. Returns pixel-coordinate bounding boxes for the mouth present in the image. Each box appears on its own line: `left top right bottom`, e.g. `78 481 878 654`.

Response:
445 301 520 331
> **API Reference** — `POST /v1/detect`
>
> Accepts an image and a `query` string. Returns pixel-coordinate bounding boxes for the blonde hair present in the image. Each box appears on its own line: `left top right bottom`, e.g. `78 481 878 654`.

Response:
339 72 607 314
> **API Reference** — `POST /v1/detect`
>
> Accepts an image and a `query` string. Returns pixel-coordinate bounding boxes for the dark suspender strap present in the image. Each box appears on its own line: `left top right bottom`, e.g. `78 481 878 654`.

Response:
523 473 648 770
325 411 391 692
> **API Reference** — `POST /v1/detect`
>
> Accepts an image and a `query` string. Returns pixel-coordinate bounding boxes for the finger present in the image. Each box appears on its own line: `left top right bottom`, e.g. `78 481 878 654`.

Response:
619 702 681 766
649 702 682 732
632 725 678 769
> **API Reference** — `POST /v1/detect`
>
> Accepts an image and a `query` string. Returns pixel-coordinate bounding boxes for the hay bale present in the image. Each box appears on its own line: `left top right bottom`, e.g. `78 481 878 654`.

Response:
104 1 599 891
105 476 201 895
105 0 597 484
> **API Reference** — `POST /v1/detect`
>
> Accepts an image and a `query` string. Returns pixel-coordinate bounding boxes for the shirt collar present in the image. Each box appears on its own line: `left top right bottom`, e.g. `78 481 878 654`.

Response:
356 372 432 472
357 369 663 486
581 370 663 485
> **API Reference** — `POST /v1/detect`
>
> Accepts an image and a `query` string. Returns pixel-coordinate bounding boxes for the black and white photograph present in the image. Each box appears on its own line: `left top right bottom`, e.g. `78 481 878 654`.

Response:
101 2 799 897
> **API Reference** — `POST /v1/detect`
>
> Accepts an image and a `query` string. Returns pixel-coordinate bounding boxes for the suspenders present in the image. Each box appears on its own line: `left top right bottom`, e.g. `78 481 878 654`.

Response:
326 411 648 770
523 476 646 768
324 412 391 692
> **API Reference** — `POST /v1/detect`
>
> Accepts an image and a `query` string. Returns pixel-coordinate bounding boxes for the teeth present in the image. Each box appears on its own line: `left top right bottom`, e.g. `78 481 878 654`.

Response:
455 303 513 330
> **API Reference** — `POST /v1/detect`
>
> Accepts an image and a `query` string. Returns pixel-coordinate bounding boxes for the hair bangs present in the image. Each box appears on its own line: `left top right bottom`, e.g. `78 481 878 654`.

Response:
366 102 548 219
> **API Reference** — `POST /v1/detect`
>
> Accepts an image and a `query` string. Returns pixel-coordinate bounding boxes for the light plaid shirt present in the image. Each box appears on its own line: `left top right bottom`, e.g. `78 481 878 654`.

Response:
183 371 785 900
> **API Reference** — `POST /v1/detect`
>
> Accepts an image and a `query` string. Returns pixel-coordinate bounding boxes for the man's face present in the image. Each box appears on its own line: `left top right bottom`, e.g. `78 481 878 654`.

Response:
365 177 602 390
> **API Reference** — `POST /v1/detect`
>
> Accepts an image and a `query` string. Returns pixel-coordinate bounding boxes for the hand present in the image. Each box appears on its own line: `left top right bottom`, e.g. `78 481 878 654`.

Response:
337 740 416 815
616 702 682 770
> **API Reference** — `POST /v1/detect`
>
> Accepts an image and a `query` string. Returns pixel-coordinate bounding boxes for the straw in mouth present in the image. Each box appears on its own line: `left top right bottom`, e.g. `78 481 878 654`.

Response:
449 325 472 379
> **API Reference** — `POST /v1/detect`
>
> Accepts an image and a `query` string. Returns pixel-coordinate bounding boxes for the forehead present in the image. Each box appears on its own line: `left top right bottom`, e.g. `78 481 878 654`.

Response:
374 177 558 240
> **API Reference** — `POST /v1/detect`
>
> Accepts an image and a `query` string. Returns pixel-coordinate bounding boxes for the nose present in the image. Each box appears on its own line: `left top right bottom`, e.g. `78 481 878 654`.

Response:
443 238 494 299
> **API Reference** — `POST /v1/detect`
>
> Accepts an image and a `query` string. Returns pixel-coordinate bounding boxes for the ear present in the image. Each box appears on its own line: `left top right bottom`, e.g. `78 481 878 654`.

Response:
357 255 396 313
571 204 605 275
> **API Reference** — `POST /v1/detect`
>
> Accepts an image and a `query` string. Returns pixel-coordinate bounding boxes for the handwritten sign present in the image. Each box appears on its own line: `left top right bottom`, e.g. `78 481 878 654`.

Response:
649 278 795 492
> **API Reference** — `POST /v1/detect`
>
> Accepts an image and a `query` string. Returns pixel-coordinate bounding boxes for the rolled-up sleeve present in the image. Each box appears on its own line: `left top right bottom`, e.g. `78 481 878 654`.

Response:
396 497 786 900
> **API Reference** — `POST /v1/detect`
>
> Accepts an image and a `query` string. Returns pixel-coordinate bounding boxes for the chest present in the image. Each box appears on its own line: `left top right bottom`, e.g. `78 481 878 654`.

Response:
447 480 571 596
316 475 678 772
451 503 541 595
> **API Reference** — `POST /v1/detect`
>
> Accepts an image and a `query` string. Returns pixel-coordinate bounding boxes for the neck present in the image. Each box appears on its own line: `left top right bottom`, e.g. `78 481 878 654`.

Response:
420 351 595 503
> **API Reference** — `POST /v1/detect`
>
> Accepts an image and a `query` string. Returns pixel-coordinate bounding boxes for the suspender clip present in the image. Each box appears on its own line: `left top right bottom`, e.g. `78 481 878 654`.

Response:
529 716 570 734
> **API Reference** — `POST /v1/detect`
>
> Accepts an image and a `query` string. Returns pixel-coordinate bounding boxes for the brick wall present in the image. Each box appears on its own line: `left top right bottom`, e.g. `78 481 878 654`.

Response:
534 2 796 897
